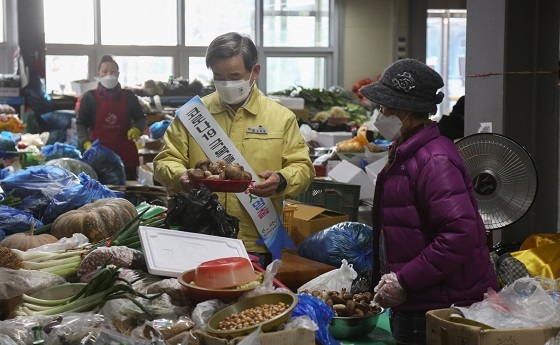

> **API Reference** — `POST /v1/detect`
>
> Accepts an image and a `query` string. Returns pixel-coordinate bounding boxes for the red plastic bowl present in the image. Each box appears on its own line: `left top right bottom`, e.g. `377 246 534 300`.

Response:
177 269 259 303
194 257 260 289
191 179 253 193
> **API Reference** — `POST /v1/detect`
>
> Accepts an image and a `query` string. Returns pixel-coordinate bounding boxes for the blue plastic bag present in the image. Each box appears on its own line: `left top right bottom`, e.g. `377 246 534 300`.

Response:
149 119 171 139
42 173 117 224
0 167 15 179
0 228 4 241
40 110 76 130
81 140 126 186
0 205 44 235
297 222 373 275
42 142 82 161
0 131 17 159
0 165 80 219
293 294 340 345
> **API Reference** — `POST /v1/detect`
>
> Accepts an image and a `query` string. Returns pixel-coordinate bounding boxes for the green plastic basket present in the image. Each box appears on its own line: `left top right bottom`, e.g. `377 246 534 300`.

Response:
293 180 361 221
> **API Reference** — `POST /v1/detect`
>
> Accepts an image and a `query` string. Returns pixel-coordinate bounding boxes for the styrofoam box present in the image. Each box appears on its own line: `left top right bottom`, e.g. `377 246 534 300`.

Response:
328 159 374 200
71 80 98 96
270 96 305 109
0 87 20 97
315 131 353 148
139 227 250 277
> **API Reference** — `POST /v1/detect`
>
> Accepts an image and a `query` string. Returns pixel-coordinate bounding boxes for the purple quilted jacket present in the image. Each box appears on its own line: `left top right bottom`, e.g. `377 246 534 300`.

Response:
372 123 499 312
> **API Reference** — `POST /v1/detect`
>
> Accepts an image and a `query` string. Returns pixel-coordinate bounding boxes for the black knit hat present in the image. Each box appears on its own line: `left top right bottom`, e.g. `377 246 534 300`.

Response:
360 58 445 114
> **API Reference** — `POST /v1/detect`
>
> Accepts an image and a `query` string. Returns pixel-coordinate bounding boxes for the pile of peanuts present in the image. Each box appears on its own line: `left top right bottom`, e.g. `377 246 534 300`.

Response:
216 302 289 331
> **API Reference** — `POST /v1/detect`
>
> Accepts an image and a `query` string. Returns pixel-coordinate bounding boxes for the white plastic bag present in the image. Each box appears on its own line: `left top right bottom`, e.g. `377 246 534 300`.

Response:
297 259 357 293
299 124 318 143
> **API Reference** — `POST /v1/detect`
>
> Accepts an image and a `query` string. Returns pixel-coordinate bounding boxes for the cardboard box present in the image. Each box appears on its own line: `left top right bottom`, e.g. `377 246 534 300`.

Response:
188 327 316 345
328 160 375 200
426 308 560 345
337 150 388 167
290 108 310 122
289 202 348 246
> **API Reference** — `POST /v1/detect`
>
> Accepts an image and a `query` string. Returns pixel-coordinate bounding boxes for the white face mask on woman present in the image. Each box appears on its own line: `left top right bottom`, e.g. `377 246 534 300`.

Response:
374 111 408 142
214 71 254 105
99 75 119 89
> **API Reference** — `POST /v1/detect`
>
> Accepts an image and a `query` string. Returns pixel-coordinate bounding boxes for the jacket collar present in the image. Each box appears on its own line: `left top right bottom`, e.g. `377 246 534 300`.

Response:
394 122 440 160
206 85 260 117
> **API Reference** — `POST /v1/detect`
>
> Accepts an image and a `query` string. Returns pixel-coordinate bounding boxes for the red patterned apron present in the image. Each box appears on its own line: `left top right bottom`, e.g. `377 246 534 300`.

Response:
90 90 139 168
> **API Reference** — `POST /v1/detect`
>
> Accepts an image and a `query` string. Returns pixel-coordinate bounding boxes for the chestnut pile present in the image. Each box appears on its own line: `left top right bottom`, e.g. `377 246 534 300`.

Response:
300 288 382 317
187 158 252 181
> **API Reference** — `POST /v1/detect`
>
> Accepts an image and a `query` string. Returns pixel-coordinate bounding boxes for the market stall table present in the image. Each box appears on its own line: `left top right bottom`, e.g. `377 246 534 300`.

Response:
275 249 337 292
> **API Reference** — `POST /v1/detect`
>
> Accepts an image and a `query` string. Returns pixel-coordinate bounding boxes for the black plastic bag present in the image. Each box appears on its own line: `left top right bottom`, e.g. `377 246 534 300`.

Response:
165 186 240 238
351 269 373 294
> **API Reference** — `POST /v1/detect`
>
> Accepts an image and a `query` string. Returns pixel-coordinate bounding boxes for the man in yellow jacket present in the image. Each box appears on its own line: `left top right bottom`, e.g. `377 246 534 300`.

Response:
153 32 315 265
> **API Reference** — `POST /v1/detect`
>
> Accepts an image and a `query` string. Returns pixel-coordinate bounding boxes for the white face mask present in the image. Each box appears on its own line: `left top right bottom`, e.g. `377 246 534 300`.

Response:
214 71 254 104
99 75 119 89
374 112 407 142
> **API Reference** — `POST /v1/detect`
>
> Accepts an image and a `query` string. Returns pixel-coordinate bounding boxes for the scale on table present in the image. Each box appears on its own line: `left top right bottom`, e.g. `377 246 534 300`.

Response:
455 133 538 247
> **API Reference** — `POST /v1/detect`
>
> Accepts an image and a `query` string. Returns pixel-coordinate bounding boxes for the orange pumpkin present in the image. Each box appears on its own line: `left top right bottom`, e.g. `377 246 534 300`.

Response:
0 223 58 251
50 198 137 243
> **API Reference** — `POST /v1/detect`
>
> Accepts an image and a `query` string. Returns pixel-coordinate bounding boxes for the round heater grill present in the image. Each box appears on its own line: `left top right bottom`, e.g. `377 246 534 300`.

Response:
455 133 538 230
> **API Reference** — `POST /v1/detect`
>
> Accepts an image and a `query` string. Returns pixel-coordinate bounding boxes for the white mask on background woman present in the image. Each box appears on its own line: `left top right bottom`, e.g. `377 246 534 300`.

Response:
374 112 408 142
214 71 254 104
99 75 119 89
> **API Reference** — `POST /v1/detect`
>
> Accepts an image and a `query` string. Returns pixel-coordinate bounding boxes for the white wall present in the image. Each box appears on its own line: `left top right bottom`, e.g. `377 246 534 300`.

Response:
341 0 396 90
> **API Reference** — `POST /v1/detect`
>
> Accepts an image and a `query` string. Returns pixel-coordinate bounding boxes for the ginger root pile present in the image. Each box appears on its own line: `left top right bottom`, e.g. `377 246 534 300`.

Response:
300 288 382 317
187 158 252 181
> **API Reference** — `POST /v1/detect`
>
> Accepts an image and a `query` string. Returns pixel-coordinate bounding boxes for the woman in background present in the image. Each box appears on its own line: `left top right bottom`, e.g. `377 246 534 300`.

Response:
76 55 146 181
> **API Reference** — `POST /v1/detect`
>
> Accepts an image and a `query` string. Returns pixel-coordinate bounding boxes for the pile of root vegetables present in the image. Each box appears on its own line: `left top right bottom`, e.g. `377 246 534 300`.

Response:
186 159 252 181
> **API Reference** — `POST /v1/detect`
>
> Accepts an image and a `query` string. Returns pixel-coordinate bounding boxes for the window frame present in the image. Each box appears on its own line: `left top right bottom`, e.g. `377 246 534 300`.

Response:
43 0 341 94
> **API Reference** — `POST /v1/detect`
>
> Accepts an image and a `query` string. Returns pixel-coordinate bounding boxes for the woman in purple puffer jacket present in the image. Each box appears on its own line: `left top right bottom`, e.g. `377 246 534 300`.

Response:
359 59 499 345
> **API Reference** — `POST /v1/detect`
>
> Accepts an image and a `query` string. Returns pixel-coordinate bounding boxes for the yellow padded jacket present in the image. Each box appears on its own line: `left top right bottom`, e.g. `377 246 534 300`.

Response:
153 87 316 253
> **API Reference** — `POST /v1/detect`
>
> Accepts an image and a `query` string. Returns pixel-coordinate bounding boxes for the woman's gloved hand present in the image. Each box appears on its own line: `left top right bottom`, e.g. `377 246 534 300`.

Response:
373 272 407 308
127 127 142 140
83 141 92 150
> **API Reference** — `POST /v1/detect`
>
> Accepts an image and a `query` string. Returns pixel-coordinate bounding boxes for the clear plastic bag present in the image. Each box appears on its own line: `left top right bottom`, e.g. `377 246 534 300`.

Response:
190 299 229 330
0 267 66 299
297 259 357 293
28 232 89 252
0 315 51 345
459 276 560 329
242 259 291 299
44 312 105 345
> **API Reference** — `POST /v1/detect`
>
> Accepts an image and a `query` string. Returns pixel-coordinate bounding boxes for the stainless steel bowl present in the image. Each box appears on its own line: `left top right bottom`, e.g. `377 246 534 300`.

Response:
329 308 385 340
